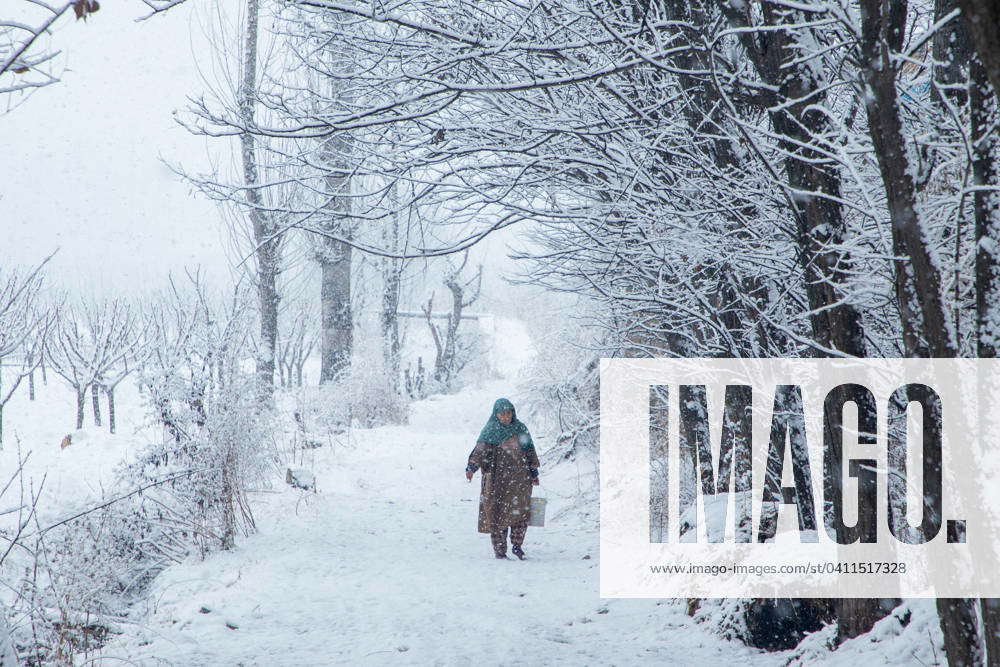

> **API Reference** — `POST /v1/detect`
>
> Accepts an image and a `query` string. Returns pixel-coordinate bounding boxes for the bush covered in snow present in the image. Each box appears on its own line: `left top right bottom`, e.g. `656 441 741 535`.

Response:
299 359 409 431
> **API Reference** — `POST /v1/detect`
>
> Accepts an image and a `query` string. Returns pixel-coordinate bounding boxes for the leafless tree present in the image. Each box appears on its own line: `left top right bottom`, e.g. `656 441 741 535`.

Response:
0 260 51 446
421 253 482 389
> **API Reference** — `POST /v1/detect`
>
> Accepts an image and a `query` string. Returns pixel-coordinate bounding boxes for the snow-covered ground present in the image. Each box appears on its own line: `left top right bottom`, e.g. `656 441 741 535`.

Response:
93 381 942 666
1 316 947 665
93 378 777 666
0 372 153 528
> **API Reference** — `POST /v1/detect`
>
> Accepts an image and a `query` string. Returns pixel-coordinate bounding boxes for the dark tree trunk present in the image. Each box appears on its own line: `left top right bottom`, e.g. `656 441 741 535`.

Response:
958 0 1000 103
858 0 957 359
28 369 34 401
973 55 1000 358
982 598 1000 664
717 1 868 360
972 48 1000 665
933 0 971 110
717 0 878 642
858 0 983 657
937 598 984 666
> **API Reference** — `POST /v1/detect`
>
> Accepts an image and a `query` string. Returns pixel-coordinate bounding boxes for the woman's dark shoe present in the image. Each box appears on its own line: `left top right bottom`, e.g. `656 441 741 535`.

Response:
512 545 525 560
495 552 509 559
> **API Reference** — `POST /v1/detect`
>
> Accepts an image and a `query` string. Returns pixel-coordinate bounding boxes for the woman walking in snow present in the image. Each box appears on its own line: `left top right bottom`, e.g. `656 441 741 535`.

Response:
465 397 540 560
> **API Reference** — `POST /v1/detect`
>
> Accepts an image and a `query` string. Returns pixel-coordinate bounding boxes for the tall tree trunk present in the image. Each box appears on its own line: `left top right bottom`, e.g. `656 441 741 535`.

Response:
973 55 1000 358
858 0 957 359
958 0 1000 103
317 41 355 383
933 0 971 110
717 0 877 641
972 51 1000 664
858 0 981 659
27 369 34 401
716 1 867 359
240 0 279 402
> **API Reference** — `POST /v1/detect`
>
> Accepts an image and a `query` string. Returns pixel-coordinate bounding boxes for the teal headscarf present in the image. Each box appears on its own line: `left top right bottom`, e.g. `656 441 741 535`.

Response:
477 397 534 449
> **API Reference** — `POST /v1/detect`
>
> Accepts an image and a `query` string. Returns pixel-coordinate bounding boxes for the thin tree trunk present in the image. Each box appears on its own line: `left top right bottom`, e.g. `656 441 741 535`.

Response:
28 369 34 401
220 445 237 550
91 382 102 427
381 210 402 392
107 386 116 435
442 278 465 384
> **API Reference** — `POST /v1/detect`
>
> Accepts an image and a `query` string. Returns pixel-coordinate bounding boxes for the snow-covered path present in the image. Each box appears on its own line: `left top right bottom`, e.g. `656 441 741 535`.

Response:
102 378 785 666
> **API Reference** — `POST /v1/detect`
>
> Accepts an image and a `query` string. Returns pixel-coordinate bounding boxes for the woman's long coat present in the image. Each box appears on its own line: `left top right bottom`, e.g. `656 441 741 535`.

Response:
468 434 540 533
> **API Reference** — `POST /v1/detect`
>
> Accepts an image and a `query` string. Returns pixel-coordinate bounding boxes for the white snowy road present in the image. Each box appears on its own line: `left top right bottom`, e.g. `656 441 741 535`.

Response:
102 379 786 666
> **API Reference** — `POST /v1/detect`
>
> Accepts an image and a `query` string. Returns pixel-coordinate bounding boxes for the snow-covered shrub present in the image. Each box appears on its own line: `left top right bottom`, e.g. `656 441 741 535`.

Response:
123 376 277 557
403 356 429 400
445 327 490 389
303 359 409 431
0 374 278 664
340 362 409 428
522 349 599 463
294 382 351 439
134 279 279 556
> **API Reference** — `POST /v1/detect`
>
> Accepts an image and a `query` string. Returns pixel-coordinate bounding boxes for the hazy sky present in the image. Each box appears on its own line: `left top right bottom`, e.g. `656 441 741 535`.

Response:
3 0 232 291
2 0 555 317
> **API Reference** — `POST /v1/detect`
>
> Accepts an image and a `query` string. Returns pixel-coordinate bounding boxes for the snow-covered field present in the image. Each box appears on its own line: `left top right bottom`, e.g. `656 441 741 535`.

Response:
0 372 154 528
92 379 775 666
0 317 947 665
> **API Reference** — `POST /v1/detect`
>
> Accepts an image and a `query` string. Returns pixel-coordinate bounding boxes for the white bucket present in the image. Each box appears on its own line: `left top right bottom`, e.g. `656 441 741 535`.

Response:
528 497 546 527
